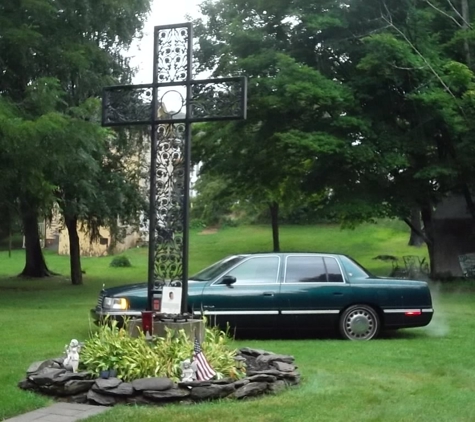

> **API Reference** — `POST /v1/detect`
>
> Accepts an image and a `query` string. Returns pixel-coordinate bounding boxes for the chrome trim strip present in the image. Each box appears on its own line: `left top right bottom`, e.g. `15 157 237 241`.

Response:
193 310 279 316
281 310 340 315
383 308 433 314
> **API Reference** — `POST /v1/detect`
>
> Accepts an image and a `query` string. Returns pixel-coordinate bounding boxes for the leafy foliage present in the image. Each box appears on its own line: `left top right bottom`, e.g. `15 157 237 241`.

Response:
80 320 246 382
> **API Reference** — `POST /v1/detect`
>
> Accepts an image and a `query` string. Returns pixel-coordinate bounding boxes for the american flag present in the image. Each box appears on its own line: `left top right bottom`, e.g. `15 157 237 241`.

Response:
193 337 216 381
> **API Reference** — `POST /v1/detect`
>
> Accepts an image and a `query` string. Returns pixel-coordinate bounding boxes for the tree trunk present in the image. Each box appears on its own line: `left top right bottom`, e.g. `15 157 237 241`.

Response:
269 201 280 252
20 209 52 277
65 215 83 285
462 0 471 67
408 207 424 247
422 198 475 279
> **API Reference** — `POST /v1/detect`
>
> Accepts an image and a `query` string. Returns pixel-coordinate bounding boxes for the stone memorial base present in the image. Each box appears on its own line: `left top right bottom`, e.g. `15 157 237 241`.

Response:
127 318 206 342
19 348 301 406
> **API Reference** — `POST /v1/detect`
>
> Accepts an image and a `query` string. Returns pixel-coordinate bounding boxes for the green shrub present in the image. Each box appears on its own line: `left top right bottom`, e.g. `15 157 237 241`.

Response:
80 320 246 382
109 255 132 268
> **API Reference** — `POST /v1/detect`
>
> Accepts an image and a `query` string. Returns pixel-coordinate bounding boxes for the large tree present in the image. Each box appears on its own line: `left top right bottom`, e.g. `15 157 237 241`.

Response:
194 2 365 251
0 0 151 278
195 0 475 277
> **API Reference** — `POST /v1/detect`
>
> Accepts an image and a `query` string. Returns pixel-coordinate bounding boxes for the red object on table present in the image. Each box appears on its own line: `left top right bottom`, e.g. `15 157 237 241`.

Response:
141 311 154 336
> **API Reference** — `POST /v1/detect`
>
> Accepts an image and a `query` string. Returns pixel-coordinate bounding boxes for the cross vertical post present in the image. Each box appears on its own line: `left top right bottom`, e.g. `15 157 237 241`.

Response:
102 23 247 316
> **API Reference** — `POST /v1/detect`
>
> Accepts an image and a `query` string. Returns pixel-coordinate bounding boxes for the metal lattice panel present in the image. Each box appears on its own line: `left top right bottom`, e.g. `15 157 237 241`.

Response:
152 124 186 289
102 85 153 127
191 78 247 121
156 25 190 83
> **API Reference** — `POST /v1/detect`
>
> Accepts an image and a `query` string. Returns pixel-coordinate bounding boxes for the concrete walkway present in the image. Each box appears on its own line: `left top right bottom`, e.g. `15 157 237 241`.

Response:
4 403 109 422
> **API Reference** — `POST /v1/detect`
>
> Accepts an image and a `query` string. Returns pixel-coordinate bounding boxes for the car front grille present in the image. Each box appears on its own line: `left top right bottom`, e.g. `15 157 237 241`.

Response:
97 292 105 308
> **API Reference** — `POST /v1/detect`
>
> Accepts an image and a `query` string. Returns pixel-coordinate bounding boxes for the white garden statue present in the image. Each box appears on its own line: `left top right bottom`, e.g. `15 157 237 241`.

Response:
180 359 197 382
63 339 81 373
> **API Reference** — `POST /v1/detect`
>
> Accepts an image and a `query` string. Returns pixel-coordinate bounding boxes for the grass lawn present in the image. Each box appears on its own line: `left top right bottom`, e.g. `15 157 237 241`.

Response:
1 222 474 421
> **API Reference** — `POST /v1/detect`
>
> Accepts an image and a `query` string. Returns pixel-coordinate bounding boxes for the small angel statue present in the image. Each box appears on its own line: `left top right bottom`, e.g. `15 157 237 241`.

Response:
63 339 81 373
180 359 197 382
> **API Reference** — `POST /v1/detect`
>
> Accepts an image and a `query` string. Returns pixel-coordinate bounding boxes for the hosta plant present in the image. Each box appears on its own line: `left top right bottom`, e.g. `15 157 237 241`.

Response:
80 319 246 382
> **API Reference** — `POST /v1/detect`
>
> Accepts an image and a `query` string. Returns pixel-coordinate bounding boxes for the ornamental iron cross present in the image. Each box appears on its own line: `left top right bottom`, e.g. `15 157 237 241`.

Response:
101 23 247 313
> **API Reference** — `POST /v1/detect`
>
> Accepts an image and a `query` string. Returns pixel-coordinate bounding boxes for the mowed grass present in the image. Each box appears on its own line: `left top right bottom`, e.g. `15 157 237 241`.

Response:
1 222 474 421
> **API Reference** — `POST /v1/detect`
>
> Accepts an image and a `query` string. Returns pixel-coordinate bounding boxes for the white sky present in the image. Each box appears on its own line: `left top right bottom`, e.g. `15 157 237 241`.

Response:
129 0 202 85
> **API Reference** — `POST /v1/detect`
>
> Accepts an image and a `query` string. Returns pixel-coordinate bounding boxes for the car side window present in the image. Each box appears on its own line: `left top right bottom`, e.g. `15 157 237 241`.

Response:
324 257 344 282
225 256 279 284
284 256 344 283
285 256 327 283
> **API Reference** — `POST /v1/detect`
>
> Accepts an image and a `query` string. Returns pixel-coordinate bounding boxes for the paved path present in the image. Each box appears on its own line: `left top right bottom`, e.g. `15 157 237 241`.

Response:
4 403 109 422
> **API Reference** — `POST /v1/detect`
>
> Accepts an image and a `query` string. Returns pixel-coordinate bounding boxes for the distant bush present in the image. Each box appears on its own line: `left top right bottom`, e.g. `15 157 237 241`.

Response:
109 255 132 268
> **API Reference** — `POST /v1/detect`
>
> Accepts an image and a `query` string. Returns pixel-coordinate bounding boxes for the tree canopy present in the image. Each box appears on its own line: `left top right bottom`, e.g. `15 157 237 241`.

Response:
0 0 152 282
193 0 475 277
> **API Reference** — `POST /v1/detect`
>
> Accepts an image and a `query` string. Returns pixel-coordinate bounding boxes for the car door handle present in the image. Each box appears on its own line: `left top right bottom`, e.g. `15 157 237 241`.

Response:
203 305 215 309
333 292 343 296
263 291 275 297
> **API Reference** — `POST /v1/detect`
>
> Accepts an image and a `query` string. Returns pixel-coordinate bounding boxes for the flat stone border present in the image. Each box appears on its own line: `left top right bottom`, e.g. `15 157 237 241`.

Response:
19 348 300 406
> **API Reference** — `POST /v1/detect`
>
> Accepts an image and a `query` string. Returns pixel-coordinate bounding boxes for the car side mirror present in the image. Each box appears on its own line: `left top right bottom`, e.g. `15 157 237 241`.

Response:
220 275 237 286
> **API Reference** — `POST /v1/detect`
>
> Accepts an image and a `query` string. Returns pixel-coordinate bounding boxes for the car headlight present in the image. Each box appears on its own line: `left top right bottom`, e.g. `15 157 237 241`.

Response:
103 297 129 310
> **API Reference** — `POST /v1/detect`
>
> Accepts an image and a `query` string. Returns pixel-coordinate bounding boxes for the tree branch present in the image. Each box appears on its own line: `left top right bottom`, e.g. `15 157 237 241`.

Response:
446 0 472 29
425 0 462 28
403 217 431 245
381 1 466 119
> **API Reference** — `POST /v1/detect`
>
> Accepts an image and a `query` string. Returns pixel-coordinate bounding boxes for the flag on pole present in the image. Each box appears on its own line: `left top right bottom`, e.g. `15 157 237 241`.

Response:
193 337 216 381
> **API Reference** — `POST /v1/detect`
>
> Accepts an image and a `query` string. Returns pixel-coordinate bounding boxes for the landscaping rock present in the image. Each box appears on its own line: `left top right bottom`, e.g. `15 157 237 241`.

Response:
132 377 174 392
27 360 55 375
99 382 134 397
20 347 301 407
190 383 235 401
247 374 277 383
28 368 67 385
87 390 117 406
93 377 122 390
271 361 295 372
256 353 295 365
63 380 96 395
239 347 273 356
143 388 190 401
234 382 268 399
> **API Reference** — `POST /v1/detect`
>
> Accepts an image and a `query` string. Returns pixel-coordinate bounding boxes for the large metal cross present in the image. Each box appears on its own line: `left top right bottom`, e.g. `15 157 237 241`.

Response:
101 23 247 314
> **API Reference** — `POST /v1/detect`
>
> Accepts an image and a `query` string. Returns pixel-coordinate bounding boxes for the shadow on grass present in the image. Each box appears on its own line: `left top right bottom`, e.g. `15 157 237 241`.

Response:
231 328 428 341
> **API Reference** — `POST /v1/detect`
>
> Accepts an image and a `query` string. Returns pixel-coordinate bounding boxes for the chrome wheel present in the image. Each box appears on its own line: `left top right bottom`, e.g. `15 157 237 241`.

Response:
340 305 379 340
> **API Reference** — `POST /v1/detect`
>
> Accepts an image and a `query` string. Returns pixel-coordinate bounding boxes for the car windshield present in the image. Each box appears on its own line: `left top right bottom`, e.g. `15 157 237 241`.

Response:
339 255 374 278
190 256 246 281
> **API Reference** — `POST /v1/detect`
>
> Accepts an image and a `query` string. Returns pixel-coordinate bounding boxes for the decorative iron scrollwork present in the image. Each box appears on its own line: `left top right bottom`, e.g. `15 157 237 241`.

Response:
103 85 153 126
190 78 246 121
156 26 190 83
152 123 186 289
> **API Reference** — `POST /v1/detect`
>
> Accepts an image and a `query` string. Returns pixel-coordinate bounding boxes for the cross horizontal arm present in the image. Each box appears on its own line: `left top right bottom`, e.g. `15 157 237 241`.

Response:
102 77 247 127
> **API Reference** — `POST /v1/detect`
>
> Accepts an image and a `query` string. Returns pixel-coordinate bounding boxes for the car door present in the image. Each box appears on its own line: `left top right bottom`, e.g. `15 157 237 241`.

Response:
279 254 351 329
199 255 281 330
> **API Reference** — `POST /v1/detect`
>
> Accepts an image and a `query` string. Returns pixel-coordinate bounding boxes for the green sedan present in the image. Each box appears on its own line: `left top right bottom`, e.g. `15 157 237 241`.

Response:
90 253 433 340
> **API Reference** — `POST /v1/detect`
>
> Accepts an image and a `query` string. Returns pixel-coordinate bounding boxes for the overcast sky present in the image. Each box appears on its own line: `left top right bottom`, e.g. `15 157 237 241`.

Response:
129 0 202 84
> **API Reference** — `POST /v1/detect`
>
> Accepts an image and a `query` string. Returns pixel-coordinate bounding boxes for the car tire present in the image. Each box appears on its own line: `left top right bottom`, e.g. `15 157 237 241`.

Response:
339 305 380 341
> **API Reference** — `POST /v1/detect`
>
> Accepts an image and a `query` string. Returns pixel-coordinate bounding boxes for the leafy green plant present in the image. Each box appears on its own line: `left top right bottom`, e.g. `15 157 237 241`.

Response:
109 255 132 268
80 319 246 382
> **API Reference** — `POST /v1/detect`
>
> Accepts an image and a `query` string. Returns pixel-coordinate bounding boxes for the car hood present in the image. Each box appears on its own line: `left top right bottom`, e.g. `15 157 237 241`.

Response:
102 280 203 297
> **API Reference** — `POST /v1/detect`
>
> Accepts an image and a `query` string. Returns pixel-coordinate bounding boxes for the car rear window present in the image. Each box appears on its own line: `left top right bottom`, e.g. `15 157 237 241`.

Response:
284 256 344 283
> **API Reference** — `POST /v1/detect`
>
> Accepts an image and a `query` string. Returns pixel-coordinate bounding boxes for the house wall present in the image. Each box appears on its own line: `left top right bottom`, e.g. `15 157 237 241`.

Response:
58 225 141 257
